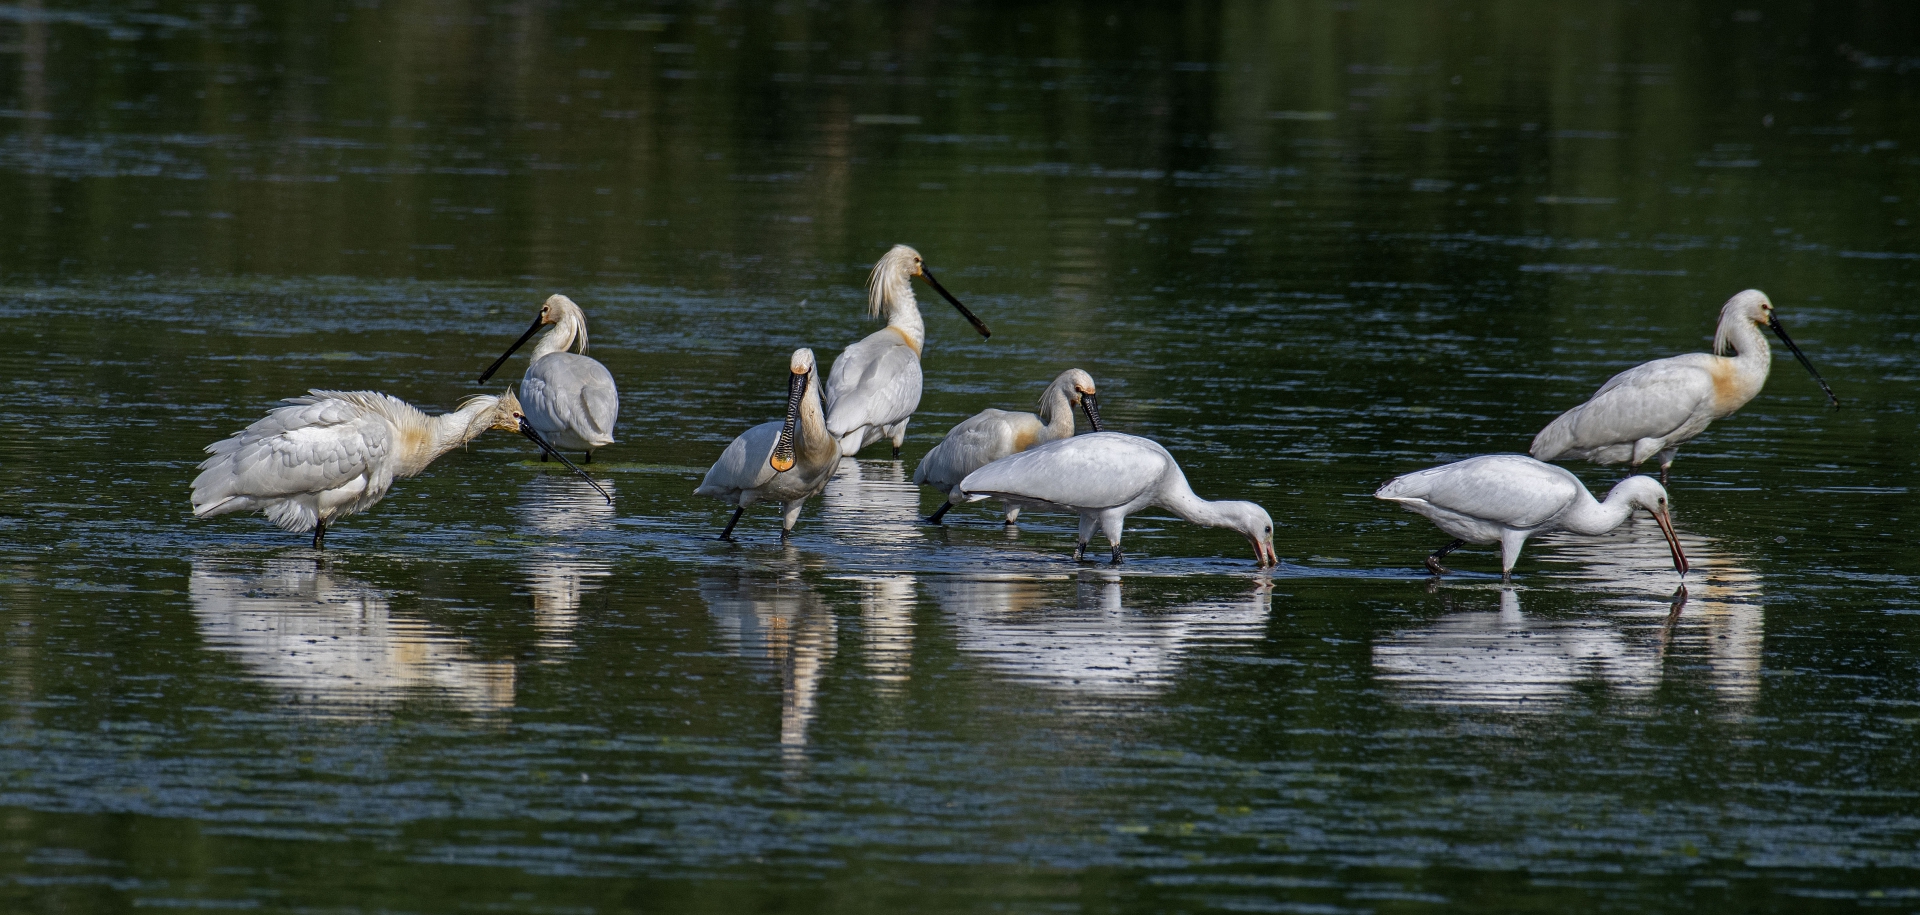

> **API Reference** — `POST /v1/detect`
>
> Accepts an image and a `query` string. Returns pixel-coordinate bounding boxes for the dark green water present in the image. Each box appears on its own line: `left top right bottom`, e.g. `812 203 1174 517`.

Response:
3 1 1920 911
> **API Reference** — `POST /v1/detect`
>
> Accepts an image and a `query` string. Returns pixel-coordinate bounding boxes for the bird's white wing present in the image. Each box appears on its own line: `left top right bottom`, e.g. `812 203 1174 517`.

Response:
191 394 394 516
1377 455 1579 529
823 330 922 438
1532 355 1715 459
694 420 783 497
912 409 1025 489
957 432 1168 509
524 354 619 444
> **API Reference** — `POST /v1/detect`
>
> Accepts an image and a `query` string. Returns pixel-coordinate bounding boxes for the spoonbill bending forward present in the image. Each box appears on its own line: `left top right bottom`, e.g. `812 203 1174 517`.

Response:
913 368 1103 525
192 389 608 549
824 245 991 457
956 432 1277 566
695 348 841 541
1375 454 1687 579
477 294 620 463
1531 289 1838 483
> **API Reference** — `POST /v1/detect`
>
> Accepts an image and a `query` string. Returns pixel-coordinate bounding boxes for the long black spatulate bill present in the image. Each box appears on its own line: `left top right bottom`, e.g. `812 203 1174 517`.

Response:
919 267 991 339
1768 314 1839 406
520 421 612 504
479 314 546 383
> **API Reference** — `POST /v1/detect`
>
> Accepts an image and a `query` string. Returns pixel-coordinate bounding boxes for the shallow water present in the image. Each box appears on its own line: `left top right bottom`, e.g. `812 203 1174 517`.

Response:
3 1 1920 912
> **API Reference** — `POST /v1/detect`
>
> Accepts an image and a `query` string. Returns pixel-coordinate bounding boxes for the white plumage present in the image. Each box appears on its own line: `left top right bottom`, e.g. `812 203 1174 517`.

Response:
478 294 619 461
913 368 1102 524
1375 453 1688 578
823 244 991 457
957 431 1277 566
1530 289 1837 482
695 348 842 539
191 388 601 548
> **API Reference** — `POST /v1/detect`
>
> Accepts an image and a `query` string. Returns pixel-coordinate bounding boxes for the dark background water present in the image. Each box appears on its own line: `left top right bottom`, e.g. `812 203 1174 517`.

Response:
2 1 1920 912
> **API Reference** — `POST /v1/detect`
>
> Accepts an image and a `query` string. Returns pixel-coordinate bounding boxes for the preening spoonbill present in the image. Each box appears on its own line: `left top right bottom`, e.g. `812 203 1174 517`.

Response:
912 368 1103 525
1374 454 1687 579
695 348 840 540
823 245 991 457
1530 289 1838 483
956 432 1277 566
192 389 608 549
477 294 620 463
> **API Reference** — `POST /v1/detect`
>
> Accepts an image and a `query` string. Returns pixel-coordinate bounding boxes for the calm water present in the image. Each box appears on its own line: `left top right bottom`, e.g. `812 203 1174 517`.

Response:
3 1 1920 911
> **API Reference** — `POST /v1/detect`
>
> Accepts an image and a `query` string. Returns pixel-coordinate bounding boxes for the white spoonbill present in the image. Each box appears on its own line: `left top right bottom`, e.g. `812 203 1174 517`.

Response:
823 245 991 457
1375 454 1687 579
1530 289 1838 483
912 368 1103 525
477 294 620 463
695 348 841 540
192 389 608 549
955 432 1277 566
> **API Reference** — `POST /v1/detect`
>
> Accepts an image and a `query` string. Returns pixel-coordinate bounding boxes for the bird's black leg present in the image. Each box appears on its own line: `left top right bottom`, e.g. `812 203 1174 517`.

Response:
584 451 593 464
1659 465 1670 486
540 452 550 463
312 522 327 551
1110 546 1124 565
924 502 952 525
1073 541 1088 562
719 507 744 542
1425 538 1465 575
892 445 901 457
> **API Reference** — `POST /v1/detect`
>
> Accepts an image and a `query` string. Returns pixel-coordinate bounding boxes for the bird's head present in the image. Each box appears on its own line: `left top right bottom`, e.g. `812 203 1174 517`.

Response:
1059 368 1102 431
1608 475 1688 577
866 244 991 338
539 293 582 326
1218 501 1278 568
1714 288 1838 406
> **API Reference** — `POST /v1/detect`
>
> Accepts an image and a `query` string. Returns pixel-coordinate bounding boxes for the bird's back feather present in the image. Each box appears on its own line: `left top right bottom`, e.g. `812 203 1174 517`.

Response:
1376 454 1582 530
957 432 1170 510
823 330 922 438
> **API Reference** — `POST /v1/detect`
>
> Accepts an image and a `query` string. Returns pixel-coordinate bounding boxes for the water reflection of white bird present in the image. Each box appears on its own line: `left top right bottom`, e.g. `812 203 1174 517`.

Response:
913 368 1102 525
852 576 916 695
823 244 992 457
189 559 514 715
932 574 1271 699
1376 454 1686 579
819 457 922 549
957 432 1277 566
1531 289 1838 483
477 294 620 463
696 348 840 541
1375 531 1762 711
192 389 603 549
701 570 838 755
516 476 617 655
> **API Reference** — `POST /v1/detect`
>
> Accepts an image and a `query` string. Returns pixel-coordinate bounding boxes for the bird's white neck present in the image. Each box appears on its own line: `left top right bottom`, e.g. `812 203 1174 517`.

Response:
1154 468 1238 530
796 369 838 467
1558 485 1636 537
872 269 926 350
532 311 588 361
1036 379 1079 441
402 397 501 477
1714 312 1772 372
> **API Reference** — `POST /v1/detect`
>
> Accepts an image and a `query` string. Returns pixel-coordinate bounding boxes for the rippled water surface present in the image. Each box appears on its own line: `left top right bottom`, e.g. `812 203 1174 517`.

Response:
3 2 1920 912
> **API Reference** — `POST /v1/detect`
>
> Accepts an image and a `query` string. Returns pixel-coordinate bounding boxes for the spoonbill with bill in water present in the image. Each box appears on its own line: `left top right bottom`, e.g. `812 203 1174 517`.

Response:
955 431 1277 566
1375 453 1687 579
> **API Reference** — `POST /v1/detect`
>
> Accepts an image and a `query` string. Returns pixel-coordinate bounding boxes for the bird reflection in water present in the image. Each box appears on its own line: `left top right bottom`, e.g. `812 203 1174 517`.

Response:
929 571 1271 700
1374 523 1761 712
820 457 926 552
189 558 514 716
700 569 837 762
516 475 616 658
852 575 916 698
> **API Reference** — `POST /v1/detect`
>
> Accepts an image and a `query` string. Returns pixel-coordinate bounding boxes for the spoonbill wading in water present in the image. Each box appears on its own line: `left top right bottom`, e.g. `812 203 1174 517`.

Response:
956 432 1277 566
824 245 991 457
1375 454 1687 579
695 348 840 541
1530 289 1838 483
477 294 620 463
191 389 608 549
913 368 1103 525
